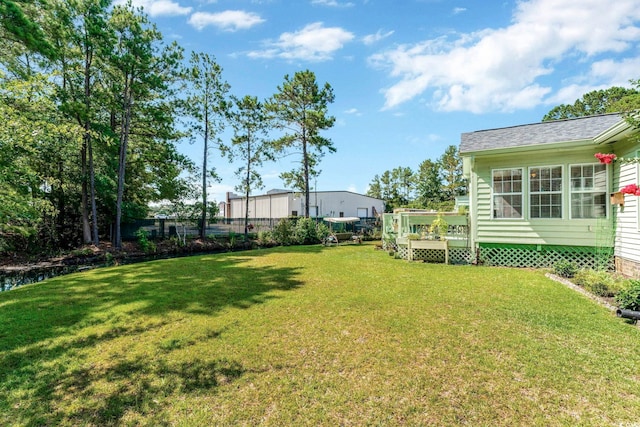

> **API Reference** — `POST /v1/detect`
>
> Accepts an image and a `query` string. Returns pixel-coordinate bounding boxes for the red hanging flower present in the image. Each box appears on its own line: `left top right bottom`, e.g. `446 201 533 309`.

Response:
620 184 640 196
594 153 617 164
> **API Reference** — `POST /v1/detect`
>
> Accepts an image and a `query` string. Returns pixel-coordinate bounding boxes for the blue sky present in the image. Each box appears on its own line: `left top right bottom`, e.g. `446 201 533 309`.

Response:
122 0 640 203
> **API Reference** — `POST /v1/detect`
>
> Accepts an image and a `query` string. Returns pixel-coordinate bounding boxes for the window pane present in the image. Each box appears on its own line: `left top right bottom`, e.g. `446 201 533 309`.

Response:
530 179 539 192
541 179 550 191
495 194 522 219
593 165 607 189
571 192 606 218
512 179 522 192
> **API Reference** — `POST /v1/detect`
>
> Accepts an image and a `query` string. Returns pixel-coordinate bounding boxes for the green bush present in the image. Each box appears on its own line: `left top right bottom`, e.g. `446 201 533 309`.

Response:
256 230 274 246
293 217 318 244
135 228 156 254
228 231 238 248
292 218 330 245
315 222 330 243
70 247 95 257
272 218 295 246
605 277 631 296
553 260 578 278
615 280 640 310
573 269 617 297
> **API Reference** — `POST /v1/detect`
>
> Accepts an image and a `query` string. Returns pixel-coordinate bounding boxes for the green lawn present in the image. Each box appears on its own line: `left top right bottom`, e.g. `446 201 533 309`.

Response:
1 243 639 426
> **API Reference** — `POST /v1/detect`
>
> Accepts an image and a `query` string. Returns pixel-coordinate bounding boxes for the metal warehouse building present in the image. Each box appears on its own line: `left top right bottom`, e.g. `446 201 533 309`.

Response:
224 189 384 221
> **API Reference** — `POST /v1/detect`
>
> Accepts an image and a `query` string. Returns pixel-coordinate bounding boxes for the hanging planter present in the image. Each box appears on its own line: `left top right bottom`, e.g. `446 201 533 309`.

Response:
620 184 640 196
611 191 625 206
595 153 617 164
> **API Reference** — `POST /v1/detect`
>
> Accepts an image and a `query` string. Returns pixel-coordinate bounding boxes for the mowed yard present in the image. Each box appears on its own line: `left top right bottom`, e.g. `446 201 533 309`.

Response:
1 243 640 426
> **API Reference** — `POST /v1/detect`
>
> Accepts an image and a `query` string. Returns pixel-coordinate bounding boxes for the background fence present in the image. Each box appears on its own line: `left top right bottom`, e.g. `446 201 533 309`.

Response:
120 217 380 240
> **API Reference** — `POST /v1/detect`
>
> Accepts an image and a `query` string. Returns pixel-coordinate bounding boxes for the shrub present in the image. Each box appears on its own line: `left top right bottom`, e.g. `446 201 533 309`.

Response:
292 218 330 245
104 252 115 266
135 228 156 254
553 260 578 278
573 269 617 297
272 218 295 246
70 247 95 257
228 231 238 248
605 277 631 296
293 217 318 244
315 222 330 243
256 230 274 246
615 280 640 311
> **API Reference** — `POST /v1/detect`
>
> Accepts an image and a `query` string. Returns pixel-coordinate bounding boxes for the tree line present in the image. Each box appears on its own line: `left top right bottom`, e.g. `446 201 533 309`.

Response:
366 145 468 212
0 0 336 253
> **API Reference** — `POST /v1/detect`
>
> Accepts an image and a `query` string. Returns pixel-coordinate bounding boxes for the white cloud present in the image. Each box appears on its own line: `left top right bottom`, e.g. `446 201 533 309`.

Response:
248 22 355 61
544 56 640 105
311 0 355 7
209 183 236 204
370 0 640 113
344 108 360 114
452 7 466 15
117 0 192 16
188 10 265 31
363 29 394 46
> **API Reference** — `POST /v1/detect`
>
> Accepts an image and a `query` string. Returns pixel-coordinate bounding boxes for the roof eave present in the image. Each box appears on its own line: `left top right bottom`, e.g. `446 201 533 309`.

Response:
594 119 633 145
460 138 593 157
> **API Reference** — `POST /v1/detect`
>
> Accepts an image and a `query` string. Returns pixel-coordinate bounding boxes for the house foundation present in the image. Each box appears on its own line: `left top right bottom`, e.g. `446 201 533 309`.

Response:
615 256 640 279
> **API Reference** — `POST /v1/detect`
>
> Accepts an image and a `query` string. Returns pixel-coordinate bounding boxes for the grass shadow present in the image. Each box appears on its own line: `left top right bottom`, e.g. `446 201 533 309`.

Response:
0 250 304 425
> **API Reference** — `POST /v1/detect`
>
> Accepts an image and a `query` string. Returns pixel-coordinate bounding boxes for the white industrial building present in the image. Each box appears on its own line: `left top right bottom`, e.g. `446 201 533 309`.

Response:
224 189 384 220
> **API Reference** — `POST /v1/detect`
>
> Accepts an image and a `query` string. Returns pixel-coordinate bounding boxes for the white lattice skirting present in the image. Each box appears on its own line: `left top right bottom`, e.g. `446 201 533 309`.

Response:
398 246 472 264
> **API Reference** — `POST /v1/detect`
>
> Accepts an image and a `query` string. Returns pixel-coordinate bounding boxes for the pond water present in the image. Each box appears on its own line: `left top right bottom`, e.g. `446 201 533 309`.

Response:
0 248 237 292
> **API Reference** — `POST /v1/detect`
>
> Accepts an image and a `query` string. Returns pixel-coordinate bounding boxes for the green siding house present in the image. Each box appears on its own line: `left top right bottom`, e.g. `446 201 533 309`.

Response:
460 113 640 276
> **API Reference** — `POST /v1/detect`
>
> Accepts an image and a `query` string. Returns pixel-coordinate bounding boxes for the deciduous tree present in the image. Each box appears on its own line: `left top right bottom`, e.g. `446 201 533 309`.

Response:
542 87 639 121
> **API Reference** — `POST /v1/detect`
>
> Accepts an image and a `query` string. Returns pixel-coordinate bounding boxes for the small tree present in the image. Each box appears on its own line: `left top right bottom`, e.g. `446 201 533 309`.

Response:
226 95 273 240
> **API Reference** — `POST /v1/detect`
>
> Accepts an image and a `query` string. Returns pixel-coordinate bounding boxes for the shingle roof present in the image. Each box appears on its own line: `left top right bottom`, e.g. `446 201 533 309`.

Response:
459 113 623 154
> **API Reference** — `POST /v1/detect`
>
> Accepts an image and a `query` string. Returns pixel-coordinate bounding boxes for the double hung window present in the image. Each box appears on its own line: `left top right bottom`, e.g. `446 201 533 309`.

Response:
529 166 562 218
570 164 607 218
492 168 523 219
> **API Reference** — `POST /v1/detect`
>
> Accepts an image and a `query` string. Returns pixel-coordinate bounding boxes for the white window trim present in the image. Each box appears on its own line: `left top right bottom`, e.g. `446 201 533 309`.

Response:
569 162 608 220
491 168 523 220
528 165 564 220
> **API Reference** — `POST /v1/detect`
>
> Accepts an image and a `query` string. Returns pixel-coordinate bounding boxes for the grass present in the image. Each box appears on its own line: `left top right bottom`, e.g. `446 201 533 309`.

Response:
1 242 640 426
